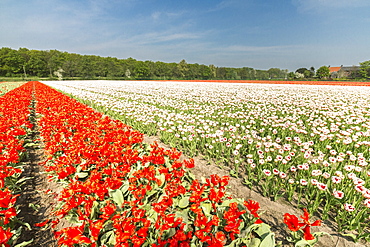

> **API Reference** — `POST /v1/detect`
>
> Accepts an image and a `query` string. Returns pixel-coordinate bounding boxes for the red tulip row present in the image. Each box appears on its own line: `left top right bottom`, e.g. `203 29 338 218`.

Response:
0 83 33 244
32 81 273 246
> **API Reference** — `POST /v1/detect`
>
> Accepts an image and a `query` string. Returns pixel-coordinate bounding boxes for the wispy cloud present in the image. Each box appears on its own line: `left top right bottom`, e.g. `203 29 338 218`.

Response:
225 45 303 53
136 32 202 44
293 0 370 12
150 11 184 22
208 0 252 12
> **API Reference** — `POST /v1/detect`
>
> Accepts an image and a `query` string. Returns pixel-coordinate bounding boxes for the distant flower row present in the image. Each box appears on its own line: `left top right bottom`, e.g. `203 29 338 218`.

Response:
0 82 25 96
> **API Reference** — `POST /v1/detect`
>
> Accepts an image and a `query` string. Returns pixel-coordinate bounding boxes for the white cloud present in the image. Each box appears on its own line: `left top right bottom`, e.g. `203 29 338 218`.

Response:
208 0 252 12
137 32 201 44
293 0 370 12
225 45 303 53
150 10 184 22
151 11 161 20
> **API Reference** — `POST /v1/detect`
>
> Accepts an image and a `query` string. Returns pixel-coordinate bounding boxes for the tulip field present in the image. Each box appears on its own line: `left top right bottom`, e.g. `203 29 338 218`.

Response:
2 81 278 246
0 81 26 96
0 82 33 245
1 80 369 246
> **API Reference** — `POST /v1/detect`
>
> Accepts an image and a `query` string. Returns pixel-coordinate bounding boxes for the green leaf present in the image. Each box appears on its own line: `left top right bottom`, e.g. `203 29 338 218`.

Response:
186 172 196 180
164 228 176 239
24 142 38 148
120 181 130 195
230 169 238 178
28 203 40 212
13 218 32 230
341 233 357 242
109 189 124 207
242 178 252 186
75 172 89 179
178 197 189 208
101 230 116 245
249 238 262 247
260 232 276 247
254 223 271 238
295 239 311 247
90 200 99 218
14 239 34 247
221 199 240 207
16 177 34 184
201 202 212 215
175 209 189 224
158 174 166 186
225 238 243 247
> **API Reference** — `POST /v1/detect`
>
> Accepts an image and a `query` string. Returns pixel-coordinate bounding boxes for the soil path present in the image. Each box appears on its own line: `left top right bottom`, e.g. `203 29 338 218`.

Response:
15 97 58 247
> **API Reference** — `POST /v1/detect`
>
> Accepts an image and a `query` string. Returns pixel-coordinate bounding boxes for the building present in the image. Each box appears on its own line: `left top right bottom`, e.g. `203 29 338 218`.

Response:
329 65 360 79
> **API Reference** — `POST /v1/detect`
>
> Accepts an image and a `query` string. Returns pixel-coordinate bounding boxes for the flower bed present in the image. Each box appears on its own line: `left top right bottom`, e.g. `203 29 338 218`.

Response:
0 82 25 96
33 81 276 246
157 80 370 87
0 83 33 245
42 80 370 243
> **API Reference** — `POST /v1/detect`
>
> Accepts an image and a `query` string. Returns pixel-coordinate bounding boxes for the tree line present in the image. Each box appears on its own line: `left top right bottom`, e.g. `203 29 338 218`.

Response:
0 47 289 80
1 47 369 80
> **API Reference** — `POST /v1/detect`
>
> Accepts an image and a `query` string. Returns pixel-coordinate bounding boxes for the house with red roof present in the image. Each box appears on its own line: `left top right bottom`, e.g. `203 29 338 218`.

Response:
328 65 360 79
329 66 341 73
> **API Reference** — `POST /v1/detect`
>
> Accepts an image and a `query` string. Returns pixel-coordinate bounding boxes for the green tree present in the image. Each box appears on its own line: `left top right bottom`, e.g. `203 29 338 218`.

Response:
268 68 287 79
1 46 285 80
303 70 311 78
255 70 269 80
62 53 81 78
310 66 315 76
216 67 226 79
208 64 217 79
153 61 170 79
295 68 308 74
177 59 189 79
359 60 370 79
0 47 26 76
199 64 211 79
316 66 330 79
45 49 66 78
134 61 150 79
226 68 239 79
188 63 200 79
287 72 295 80
295 68 314 78
168 62 180 79
27 50 50 77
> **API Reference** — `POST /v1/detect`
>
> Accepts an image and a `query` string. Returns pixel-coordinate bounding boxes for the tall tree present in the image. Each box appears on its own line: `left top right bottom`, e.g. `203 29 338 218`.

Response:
0 47 26 76
316 66 330 79
208 64 217 79
295 68 313 78
177 59 189 79
134 61 150 79
268 68 287 79
359 60 370 79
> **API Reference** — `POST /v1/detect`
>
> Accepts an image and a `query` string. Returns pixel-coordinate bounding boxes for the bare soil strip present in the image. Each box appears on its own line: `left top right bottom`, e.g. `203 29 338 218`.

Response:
15 97 58 247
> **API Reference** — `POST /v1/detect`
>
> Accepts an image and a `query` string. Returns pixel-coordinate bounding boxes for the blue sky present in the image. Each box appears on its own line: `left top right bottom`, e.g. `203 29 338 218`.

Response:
1 0 370 71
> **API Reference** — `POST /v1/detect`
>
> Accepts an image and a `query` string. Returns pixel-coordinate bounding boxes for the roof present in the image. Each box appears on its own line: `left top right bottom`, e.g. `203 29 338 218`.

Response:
340 66 360 71
329 67 341 73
